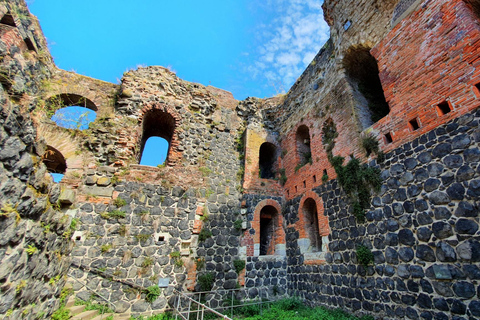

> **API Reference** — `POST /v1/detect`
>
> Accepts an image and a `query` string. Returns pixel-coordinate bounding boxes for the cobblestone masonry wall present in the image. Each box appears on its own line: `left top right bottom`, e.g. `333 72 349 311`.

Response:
283 109 480 320
0 2 75 319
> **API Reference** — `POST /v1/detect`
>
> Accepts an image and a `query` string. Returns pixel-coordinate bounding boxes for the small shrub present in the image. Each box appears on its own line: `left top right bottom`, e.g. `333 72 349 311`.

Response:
321 173 329 183
175 259 184 267
356 245 374 268
101 244 112 253
118 224 129 237
25 244 38 255
361 134 379 156
198 228 212 242
144 285 161 303
234 219 243 230
170 251 181 259
135 234 150 242
113 197 126 207
142 257 154 268
233 259 246 273
70 218 79 231
16 280 27 293
195 258 205 270
198 272 214 291
108 210 126 219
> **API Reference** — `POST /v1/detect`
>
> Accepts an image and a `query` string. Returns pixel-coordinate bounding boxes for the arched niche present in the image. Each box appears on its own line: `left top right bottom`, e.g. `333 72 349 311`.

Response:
252 199 285 257
298 192 329 261
296 125 312 167
259 142 277 179
344 46 390 127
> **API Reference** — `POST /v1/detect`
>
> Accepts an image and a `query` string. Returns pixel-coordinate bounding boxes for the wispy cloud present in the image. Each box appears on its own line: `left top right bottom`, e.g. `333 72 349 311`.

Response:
250 0 330 94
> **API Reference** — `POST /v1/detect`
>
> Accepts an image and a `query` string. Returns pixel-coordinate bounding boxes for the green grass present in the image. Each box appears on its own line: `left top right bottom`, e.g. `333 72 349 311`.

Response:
233 298 374 320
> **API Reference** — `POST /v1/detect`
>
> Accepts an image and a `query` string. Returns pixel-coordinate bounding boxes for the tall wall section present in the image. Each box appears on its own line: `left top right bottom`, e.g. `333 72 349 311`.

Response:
0 1 76 319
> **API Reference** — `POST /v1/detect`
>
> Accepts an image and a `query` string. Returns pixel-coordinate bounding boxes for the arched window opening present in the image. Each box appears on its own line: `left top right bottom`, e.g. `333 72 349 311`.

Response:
296 125 312 167
259 205 278 256
0 14 16 27
259 142 277 179
344 46 389 126
140 137 169 167
48 94 97 130
303 198 322 252
140 110 175 167
42 146 66 183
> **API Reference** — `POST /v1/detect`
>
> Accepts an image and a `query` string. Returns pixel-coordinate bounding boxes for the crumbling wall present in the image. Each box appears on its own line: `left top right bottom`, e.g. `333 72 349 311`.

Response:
0 2 75 319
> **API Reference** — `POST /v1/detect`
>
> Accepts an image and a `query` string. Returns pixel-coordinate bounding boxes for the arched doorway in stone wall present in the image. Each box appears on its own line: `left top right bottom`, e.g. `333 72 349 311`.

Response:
252 199 285 257
298 191 329 261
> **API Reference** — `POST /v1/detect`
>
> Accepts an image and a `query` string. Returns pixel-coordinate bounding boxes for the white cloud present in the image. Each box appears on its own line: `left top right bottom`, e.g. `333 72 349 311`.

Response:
251 0 330 94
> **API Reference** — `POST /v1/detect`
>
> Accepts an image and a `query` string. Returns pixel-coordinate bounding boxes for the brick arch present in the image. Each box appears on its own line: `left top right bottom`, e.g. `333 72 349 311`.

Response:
45 93 97 112
137 102 182 166
37 122 91 172
298 191 329 255
252 199 285 257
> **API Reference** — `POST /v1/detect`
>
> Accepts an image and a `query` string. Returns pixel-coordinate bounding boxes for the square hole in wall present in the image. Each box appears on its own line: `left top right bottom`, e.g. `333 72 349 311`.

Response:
384 132 393 144
408 118 420 131
313 175 316 183
158 236 165 242
436 101 451 116
75 236 81 241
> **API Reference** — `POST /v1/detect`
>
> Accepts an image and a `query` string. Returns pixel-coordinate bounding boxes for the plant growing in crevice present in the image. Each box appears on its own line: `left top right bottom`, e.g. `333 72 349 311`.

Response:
135 233 150 242
331 156 381 222
234 219 243 230
198 228 212 242
113 197 126 208
233 259 246 274
356 245 374 269
144 285 161 303
323 119 382 223
195 258 205 270
198 272 215 291
361 134 379 157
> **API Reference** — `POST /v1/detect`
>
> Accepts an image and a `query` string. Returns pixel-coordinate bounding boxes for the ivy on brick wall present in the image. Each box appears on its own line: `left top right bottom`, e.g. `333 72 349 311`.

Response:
322 119 382 222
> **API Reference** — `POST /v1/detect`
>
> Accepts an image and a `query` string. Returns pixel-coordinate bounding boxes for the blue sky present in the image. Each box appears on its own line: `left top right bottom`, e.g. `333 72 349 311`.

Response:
26 0 329 100
28 0 330 172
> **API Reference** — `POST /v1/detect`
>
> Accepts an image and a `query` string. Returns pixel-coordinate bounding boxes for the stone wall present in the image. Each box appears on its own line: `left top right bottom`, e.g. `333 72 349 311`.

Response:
0 1 75 319
283 109 480 319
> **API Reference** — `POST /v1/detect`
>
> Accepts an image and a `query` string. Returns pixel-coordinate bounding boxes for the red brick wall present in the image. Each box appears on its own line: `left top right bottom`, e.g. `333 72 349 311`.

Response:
371 0 480 151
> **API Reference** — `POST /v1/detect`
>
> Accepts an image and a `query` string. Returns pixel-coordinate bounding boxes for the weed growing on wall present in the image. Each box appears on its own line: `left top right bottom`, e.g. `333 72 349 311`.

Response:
233 259 246 273
361 134 379 157
198 273 215 291
356 245 374 269
322 119 382 222
198 228 212 242
144 285 161 303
